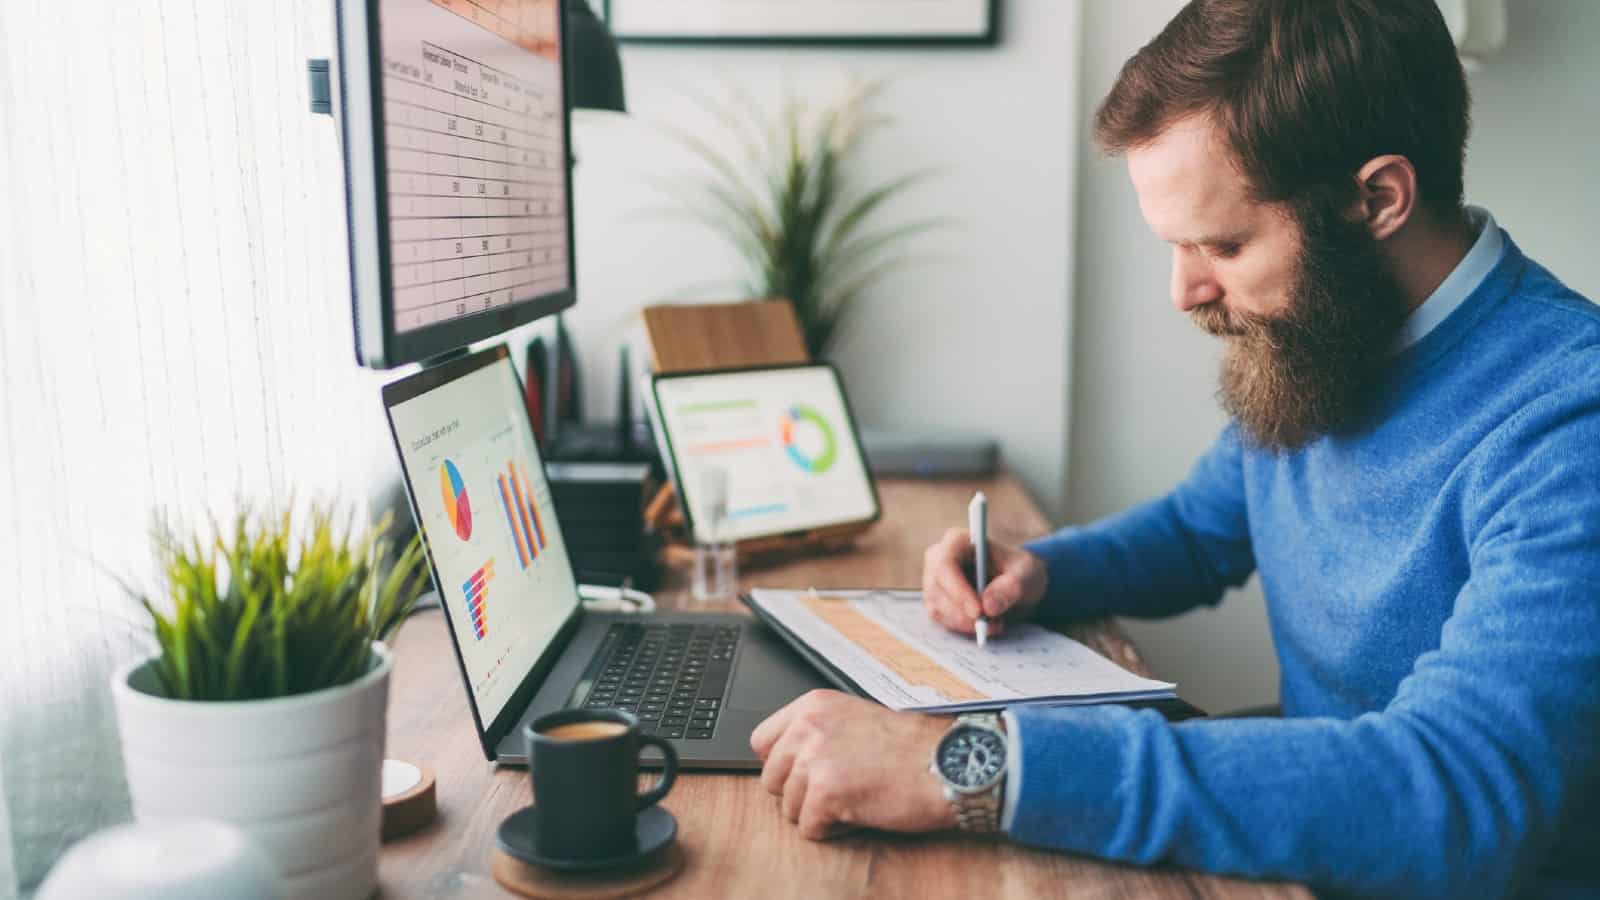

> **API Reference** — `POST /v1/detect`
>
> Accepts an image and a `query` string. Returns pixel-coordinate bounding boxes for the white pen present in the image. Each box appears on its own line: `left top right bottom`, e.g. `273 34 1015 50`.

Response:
968 491 989 648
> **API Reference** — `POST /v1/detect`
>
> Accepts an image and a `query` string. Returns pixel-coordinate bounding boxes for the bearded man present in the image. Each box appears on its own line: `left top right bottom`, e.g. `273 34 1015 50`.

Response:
749 1 1600 897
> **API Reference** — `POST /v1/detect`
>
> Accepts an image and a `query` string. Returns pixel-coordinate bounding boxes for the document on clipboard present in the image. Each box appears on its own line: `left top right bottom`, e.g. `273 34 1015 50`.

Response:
744 589 1176 713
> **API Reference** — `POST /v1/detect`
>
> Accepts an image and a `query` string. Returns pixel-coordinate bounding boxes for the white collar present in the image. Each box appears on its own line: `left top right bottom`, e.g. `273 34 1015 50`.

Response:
1395 206 1504 350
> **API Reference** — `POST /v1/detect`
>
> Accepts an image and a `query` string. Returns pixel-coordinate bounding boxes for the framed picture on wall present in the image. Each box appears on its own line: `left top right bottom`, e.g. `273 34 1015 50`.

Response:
603 0 999 46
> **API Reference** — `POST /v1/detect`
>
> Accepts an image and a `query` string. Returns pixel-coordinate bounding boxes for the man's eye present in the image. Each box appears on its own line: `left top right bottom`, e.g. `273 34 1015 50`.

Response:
1210 243 1241 259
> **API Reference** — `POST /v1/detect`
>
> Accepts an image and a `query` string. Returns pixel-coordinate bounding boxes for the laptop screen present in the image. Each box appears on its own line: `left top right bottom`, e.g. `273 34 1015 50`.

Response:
384 346 579 728
652 364 879 543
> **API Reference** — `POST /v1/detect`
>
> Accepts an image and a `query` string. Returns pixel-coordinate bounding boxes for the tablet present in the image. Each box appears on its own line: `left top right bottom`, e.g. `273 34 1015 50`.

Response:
650 364 880 545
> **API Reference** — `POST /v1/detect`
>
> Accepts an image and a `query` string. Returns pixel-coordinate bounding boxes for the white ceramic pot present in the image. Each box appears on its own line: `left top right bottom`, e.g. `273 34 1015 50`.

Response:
111 644 391 900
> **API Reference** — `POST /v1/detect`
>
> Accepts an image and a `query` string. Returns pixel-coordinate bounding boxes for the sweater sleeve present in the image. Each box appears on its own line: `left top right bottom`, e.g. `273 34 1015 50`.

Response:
1003 401 1600 898
1023 424 1256 620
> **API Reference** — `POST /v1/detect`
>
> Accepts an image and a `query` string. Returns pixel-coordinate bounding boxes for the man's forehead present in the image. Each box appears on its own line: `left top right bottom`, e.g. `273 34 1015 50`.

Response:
1125 116 1261 244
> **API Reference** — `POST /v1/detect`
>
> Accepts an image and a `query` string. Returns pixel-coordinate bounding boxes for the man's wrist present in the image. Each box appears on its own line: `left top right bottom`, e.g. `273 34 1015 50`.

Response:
924 716 962 829
928 767 961 830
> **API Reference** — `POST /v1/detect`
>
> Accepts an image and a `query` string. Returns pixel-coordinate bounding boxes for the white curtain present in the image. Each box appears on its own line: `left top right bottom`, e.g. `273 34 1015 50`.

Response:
0 1 416 892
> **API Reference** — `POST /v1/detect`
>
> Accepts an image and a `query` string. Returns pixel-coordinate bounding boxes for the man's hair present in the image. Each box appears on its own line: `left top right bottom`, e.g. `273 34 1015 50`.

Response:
1096 0 1470 220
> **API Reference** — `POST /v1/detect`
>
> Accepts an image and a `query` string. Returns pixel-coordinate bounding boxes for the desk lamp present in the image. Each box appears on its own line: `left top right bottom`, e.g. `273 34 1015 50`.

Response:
567 0 626 113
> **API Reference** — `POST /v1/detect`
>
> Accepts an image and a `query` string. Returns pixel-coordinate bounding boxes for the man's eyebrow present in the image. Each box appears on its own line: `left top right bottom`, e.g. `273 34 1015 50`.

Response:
1171 232 1248 248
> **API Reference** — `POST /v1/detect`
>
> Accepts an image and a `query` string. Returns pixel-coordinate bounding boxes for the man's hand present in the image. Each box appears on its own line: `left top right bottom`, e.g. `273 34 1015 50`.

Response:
750 690 957 840
922 528 1048 638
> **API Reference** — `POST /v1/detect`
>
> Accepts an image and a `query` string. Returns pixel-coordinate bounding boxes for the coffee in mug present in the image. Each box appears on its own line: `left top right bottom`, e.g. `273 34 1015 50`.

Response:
539 720 630 742
524 709 678 861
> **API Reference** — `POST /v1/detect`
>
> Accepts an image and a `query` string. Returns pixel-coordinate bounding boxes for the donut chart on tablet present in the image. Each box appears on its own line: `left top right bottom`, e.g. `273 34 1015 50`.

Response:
780 405 838 474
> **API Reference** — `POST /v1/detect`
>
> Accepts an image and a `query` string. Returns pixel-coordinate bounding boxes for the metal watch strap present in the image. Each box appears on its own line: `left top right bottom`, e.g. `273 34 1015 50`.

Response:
940 713 1006 834
952 781 1003 833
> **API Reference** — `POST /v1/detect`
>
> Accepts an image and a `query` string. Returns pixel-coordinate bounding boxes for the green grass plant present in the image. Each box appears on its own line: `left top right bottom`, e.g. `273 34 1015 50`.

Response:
124 506 430 701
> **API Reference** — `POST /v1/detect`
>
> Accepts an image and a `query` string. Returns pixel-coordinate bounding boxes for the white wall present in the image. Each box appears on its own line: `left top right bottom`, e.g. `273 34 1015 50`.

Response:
564 2 1083 517
1462 2 1600 291
1067 1 1600 715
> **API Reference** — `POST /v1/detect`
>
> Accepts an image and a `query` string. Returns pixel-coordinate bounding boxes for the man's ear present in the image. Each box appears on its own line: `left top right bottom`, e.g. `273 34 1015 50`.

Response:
1355 154 1417 241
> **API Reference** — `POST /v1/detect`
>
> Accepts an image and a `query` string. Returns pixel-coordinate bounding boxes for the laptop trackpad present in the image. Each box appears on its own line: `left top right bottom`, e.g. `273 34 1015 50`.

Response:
728 621 832 714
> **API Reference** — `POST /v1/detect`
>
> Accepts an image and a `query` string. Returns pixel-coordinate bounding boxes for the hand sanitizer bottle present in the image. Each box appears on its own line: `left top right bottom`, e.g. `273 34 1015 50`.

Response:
691 467 738 606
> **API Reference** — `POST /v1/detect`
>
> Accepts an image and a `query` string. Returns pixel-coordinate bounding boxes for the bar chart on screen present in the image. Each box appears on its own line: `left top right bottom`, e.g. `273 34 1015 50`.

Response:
462 559 494 640
497 459 548 569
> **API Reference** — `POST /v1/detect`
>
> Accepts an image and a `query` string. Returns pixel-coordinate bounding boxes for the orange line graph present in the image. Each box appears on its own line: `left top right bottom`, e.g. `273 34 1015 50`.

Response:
801 595 982 703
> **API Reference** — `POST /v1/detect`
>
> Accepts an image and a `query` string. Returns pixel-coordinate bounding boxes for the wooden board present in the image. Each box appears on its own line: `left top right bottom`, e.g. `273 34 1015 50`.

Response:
641 300 809 374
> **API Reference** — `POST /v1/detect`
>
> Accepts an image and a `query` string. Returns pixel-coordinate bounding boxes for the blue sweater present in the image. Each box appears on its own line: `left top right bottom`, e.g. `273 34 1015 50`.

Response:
1012 234 1600 899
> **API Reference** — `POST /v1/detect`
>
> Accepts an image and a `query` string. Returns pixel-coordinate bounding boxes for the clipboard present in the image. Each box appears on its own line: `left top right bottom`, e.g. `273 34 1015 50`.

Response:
742 590 1206 720
741 592 870 699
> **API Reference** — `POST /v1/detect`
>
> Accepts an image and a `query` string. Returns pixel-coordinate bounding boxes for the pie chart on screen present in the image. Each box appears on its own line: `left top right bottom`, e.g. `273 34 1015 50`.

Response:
440 459 473 541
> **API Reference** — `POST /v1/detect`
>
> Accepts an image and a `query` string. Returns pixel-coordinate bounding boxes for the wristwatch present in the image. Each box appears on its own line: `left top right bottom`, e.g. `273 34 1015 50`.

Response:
929 713 1008 833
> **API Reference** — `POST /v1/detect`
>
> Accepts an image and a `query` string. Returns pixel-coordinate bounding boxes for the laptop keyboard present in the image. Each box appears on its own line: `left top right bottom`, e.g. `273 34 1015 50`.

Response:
572 624 740 740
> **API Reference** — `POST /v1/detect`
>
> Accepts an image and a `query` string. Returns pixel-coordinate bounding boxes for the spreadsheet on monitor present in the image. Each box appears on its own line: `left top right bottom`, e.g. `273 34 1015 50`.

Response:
379 0 570 334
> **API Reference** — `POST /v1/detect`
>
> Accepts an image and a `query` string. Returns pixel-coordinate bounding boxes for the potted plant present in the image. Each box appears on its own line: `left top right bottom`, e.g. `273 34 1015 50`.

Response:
652 78 949 357
110 506 429 899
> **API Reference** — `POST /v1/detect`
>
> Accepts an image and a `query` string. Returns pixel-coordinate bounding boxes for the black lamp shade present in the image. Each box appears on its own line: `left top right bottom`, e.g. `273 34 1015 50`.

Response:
566 0 626 112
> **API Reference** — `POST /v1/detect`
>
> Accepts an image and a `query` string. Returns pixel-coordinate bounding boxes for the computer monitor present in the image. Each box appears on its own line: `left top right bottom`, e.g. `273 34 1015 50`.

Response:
335 0 575 369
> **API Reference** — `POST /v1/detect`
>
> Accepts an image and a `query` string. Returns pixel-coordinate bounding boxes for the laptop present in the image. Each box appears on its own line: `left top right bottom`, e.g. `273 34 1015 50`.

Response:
381 344 830 768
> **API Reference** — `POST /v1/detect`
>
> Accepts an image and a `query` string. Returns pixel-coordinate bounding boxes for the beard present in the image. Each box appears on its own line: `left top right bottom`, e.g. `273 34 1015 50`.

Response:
1191 201 1411 452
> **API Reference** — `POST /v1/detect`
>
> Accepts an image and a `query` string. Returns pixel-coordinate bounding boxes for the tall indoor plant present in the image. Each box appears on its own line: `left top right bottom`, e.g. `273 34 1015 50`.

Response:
654 79 947 357
111 506 428 899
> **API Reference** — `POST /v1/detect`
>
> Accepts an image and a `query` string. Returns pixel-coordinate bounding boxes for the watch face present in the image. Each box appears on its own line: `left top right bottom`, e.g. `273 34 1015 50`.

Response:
938 725 1006 791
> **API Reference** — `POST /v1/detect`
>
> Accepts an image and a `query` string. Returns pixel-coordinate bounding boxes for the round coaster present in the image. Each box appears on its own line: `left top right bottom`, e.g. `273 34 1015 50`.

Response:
490 841 685 899
380 759 437 841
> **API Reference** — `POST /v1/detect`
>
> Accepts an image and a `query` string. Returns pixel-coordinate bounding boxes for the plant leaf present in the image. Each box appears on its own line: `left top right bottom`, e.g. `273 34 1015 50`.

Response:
817 217 953 294
820 167 942 264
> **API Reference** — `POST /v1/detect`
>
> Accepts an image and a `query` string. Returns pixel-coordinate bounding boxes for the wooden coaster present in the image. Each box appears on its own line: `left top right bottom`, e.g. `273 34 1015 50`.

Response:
490 842 685 899
381 759 437 841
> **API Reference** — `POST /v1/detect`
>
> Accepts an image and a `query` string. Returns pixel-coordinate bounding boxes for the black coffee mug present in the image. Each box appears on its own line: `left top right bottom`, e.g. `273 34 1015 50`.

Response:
524 709 679 860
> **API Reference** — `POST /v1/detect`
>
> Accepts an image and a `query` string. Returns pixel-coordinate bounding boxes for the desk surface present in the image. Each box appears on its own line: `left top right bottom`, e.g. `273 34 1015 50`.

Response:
379 474 1309 899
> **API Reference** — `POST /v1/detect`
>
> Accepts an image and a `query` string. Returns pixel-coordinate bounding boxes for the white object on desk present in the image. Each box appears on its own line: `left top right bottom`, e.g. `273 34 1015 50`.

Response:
578 582 657 613
35 820 283 900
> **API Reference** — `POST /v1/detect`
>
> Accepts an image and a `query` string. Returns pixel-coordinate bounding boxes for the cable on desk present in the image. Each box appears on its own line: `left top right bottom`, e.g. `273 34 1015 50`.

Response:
404 582 657 619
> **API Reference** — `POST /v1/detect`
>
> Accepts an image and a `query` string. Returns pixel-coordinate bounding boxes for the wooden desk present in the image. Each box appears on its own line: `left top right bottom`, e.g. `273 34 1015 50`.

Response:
380 475 1309 899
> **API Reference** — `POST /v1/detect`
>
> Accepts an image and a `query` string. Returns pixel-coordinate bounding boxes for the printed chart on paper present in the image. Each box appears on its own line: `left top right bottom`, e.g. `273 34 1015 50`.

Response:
748 589 1175 712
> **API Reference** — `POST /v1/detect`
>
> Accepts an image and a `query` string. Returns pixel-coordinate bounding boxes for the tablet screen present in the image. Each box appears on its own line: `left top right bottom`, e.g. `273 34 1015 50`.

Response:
652 365 878 542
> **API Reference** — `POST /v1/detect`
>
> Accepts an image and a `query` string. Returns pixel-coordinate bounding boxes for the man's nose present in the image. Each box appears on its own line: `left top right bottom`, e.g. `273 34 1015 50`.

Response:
1170 248 1222 312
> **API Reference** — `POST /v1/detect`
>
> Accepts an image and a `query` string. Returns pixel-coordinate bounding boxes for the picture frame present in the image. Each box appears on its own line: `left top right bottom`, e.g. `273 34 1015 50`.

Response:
603 0 999 46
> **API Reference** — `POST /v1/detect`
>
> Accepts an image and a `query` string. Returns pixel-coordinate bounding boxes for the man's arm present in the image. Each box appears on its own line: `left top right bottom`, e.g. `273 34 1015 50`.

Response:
1006 408 1600 898
1025 423 1256 621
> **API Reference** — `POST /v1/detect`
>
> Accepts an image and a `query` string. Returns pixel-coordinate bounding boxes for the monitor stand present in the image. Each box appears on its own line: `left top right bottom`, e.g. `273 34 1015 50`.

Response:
418 347 471 370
